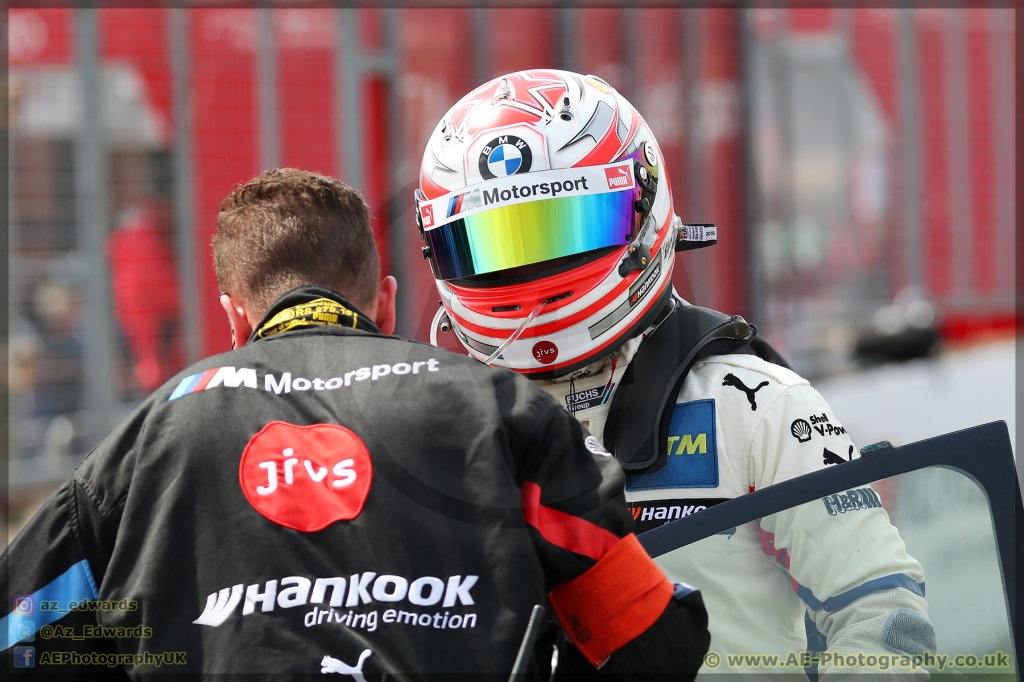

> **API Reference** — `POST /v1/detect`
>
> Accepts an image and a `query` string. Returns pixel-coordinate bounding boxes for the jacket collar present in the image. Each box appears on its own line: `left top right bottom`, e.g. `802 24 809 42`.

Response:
249 285 380 343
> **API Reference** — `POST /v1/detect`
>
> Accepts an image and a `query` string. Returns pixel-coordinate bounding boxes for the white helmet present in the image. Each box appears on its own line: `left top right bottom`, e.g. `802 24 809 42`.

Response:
415 69 716 378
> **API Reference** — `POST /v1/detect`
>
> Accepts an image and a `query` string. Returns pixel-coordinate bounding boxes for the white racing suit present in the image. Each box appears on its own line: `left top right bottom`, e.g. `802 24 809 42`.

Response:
535 309 936 681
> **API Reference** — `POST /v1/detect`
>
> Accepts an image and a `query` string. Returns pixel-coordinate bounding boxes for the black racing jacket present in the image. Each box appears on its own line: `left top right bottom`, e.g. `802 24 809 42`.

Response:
1 286 649 680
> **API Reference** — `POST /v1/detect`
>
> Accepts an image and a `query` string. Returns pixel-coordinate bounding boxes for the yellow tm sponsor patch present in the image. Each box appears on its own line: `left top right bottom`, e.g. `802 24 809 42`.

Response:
667 433 707 455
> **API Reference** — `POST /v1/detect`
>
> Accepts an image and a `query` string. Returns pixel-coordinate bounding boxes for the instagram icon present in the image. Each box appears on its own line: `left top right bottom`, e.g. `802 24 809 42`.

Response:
13 595 34 616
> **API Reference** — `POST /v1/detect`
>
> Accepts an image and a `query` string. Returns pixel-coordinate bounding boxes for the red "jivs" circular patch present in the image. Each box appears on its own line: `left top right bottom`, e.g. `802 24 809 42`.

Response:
239 421 373 532
532 341 558 365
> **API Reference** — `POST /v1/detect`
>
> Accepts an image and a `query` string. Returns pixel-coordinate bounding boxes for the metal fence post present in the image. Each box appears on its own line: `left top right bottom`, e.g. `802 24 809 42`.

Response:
169 8 203 365
336 7 363 192
620 7 640 104
334 8 409 333
557 7 576 73
379 8 409 336
990 9 1014 305
945 10 971 310
1 8 10 523
681 8 713 306
472 8 491 86
257 5 281 171
75 8 117 438
897 9 923 292
739 8 762 324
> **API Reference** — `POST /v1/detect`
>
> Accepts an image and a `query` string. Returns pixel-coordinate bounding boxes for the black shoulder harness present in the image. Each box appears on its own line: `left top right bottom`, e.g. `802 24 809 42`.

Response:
603 301 772 472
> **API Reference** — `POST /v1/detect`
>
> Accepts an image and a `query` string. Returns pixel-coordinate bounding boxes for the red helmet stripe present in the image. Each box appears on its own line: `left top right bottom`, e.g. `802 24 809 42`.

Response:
449 273 631 340
506 277 673 375
446 274 670 372
573 122 626 169
447 227 670 340
447 249 623 319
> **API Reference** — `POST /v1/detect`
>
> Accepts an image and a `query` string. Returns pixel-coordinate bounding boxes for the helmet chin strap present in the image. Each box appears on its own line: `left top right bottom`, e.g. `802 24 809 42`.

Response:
429 300 549 366
483 300 548 366
429 305 449 348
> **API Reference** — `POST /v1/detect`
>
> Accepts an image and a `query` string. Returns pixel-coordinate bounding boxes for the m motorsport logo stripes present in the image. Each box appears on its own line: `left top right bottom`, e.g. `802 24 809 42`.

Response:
169 367 257 400
446 189 482 218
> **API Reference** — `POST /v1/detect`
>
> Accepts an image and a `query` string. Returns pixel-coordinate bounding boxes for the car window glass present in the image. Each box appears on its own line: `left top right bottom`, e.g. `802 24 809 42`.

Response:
655 466 1017 679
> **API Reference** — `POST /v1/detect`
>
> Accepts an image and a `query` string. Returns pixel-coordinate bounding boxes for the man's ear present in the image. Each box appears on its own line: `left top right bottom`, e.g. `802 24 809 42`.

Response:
220 294 254 349
372 276 398 336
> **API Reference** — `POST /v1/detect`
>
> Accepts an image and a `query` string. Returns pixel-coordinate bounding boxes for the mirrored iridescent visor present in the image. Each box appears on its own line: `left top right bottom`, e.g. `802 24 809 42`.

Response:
425 189 636 280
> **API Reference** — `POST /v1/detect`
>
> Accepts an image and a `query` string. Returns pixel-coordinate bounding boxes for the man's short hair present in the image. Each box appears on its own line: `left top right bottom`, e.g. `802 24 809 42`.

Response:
213 168 379 317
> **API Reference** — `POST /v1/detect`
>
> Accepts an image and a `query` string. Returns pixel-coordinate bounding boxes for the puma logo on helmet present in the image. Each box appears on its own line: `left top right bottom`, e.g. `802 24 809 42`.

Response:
722 373 770 411
321 650 371 681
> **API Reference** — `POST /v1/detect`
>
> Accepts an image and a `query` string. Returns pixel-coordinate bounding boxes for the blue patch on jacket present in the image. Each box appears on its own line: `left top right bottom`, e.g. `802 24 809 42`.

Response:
626 399 719 490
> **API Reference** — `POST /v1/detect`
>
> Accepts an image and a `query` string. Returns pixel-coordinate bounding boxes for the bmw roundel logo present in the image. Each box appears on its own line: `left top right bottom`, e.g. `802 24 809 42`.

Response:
479 135 533 179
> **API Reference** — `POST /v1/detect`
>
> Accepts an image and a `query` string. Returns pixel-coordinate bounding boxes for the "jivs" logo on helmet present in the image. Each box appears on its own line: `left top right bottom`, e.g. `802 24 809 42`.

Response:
239 422 373 532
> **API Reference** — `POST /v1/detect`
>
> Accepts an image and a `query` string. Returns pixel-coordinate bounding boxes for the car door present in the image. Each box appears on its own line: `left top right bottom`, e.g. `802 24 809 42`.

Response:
639 421 1021 680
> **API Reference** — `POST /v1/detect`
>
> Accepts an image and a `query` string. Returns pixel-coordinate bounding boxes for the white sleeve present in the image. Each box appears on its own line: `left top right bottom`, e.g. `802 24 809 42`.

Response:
749 383 857 490
751 385 935 680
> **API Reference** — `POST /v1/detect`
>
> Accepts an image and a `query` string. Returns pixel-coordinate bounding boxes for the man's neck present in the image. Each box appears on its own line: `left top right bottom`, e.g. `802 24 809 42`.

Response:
250 285 380 343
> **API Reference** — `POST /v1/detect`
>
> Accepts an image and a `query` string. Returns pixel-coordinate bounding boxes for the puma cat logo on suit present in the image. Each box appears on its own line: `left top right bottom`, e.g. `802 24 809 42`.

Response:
722 373 770 410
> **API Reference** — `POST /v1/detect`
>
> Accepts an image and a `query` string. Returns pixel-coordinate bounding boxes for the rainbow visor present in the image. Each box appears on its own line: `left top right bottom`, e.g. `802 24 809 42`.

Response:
420 162 637 280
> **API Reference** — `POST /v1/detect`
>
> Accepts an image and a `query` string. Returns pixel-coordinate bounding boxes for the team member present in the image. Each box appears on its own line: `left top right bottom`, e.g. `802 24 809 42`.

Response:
1 169 710 679
414 70 935 679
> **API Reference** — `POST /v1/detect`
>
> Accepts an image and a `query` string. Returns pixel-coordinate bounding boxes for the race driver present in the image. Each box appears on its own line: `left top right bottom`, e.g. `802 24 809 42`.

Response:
414 70 936 679
1 169 710 679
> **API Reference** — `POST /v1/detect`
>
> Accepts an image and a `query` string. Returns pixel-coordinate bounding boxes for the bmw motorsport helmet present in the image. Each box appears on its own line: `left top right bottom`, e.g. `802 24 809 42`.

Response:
415 69 716 378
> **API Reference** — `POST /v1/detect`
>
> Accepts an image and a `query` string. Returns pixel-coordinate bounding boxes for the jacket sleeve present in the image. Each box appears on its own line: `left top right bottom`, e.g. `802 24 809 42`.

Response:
512 387 709 675
752 384 935 681
0 475 126 679
514 397 635 584
1 395 148 679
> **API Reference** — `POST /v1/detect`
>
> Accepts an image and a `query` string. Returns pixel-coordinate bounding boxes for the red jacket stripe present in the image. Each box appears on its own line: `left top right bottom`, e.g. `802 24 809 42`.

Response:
520 481 619 561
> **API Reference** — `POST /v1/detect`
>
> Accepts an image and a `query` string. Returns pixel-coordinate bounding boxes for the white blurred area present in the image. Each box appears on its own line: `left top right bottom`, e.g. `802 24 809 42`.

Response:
816 338 1017 455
